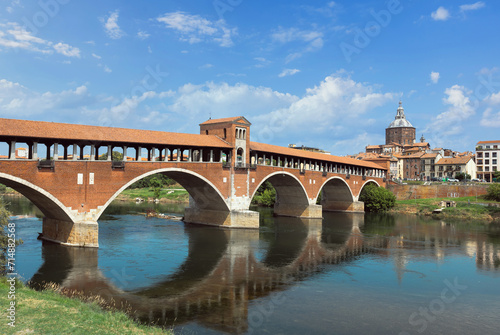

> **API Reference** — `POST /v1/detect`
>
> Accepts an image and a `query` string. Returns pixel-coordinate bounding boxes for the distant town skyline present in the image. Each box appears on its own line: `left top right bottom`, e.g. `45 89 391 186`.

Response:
1 0 499 155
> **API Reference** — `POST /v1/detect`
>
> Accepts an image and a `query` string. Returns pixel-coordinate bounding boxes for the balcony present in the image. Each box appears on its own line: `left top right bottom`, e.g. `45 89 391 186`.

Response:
37 159 55 171
234 163 257 170
111 161 125 170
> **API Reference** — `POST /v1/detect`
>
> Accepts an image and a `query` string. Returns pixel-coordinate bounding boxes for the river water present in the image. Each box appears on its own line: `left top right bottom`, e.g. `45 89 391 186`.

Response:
5 195 500 335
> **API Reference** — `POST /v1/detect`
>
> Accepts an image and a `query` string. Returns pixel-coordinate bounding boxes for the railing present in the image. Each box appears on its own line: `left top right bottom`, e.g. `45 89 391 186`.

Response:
37 160 55 171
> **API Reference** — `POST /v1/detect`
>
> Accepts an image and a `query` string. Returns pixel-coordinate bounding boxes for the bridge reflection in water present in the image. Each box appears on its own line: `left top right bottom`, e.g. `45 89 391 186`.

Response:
28 213 386 333
27 211 500 334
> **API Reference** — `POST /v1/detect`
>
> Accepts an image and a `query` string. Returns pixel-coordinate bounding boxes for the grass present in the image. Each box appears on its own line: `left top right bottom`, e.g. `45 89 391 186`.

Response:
0 278 172 335
392 195 500 222
120 188 189 202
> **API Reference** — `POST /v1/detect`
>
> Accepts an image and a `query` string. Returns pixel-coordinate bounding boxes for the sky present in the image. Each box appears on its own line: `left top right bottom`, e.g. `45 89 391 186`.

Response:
1 0 500 156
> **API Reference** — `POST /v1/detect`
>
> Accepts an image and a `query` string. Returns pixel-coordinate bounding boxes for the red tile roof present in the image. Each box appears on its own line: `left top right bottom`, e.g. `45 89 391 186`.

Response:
250 142 387 170
0 118 232 149
199 116 251 125
435 156 473 165
477 140 500 144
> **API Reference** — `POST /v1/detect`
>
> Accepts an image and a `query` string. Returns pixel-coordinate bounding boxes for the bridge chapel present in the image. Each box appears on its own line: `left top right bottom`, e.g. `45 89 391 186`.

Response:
200 116 251 166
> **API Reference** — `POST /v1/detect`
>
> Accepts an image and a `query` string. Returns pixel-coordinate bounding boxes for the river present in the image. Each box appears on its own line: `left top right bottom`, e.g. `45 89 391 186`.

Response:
5 195 500 335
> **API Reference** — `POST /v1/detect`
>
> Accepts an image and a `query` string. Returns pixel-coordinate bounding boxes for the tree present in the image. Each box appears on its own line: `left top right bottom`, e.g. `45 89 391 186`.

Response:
99 151 124 161
359 183 396 212
0 198 22 276
485 183 500 202
252 181 276 207
456 172 471 181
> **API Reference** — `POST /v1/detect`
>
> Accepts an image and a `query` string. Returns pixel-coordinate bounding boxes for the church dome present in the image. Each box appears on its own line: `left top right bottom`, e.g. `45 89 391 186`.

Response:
388 101 413 128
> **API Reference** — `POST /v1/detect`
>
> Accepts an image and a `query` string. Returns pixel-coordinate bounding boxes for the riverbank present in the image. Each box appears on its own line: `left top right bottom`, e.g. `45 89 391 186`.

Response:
390 196 500 223
0 278 172 334
116 187 189 203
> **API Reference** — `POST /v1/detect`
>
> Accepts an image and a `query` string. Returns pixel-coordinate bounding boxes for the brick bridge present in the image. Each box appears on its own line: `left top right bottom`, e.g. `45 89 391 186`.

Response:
0 116 387 247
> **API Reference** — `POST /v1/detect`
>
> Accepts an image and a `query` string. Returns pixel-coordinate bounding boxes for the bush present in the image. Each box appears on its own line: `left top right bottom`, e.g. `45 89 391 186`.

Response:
359 183 396 212
456 172 471 181
485 183 500 202
252 182 276 207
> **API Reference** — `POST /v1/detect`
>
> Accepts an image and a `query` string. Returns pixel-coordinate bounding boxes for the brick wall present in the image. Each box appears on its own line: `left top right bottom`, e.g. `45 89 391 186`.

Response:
387 184 489 200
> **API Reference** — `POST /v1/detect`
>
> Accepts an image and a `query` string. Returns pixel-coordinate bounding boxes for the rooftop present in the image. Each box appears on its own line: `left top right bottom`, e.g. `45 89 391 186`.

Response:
0 118 232 149
250 141 387 170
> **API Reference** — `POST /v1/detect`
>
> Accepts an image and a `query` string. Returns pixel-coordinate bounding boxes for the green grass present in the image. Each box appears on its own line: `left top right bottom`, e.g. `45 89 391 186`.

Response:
0 278 172 335
393 195 500 221
121 188 188 202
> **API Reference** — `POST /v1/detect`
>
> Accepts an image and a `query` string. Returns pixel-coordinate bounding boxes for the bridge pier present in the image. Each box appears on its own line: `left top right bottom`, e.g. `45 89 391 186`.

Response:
184 208 259 228
321 200 365 213
41 218 99 248
273 203 323 218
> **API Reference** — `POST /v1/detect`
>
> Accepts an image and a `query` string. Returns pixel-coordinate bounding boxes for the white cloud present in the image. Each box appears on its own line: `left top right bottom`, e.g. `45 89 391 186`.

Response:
199 63 214 70
101 10 125 39
137 30 150 40
0 79 92 117
148 46 152 54
430 71 440 84
104 65 112 73
157 12 236 47
480 108 500 127
460 2 485 12
92 53 101 59
431 7 450 21
0 22 80 58
425 85 475 146
167 82 298 121
279 69 300 78
53 42 80 58
271 27 324 62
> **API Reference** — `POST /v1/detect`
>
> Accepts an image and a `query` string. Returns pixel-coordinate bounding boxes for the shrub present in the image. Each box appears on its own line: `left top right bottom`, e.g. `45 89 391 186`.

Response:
485 183 500 202
252 182 276 207
359 183 396 212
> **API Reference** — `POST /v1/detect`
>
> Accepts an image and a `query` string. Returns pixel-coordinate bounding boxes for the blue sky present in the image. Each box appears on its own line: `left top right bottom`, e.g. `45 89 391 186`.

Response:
1 0 499 155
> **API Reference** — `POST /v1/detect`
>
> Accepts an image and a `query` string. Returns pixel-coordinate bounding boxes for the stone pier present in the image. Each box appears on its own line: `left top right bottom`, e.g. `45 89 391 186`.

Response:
41 218 99 248
321 200 365 213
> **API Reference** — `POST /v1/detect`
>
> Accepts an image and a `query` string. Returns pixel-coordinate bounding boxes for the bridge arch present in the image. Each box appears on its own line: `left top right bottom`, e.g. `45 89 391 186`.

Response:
96 168 230 220
318 176 354 202
359 179 381 200
0 172 75 222
251 171 320 218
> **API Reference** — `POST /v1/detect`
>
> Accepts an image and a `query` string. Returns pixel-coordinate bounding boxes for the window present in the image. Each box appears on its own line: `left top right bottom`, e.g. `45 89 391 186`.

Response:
477 152 483 158
493 159 497 165
486 160 490 164
223 128 227 138
494 145 498 149
205 130 208 135
485 153 490 157
478 159 483 164
485 166 490 172
493 152 497 158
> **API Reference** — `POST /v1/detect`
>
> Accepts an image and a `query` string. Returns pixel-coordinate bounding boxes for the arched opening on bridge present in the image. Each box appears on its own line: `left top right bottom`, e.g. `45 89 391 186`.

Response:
319 177 356 212
236 147 244 165
98 168 230 224
251 172 316 218
0 172 75 223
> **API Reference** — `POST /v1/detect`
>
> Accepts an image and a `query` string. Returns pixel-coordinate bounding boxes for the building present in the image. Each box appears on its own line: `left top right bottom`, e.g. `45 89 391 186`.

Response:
400 152 425 180
434 155 477 180
476 140 500 182
421 152 442 181
288 144 330 155
386 101 416 146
